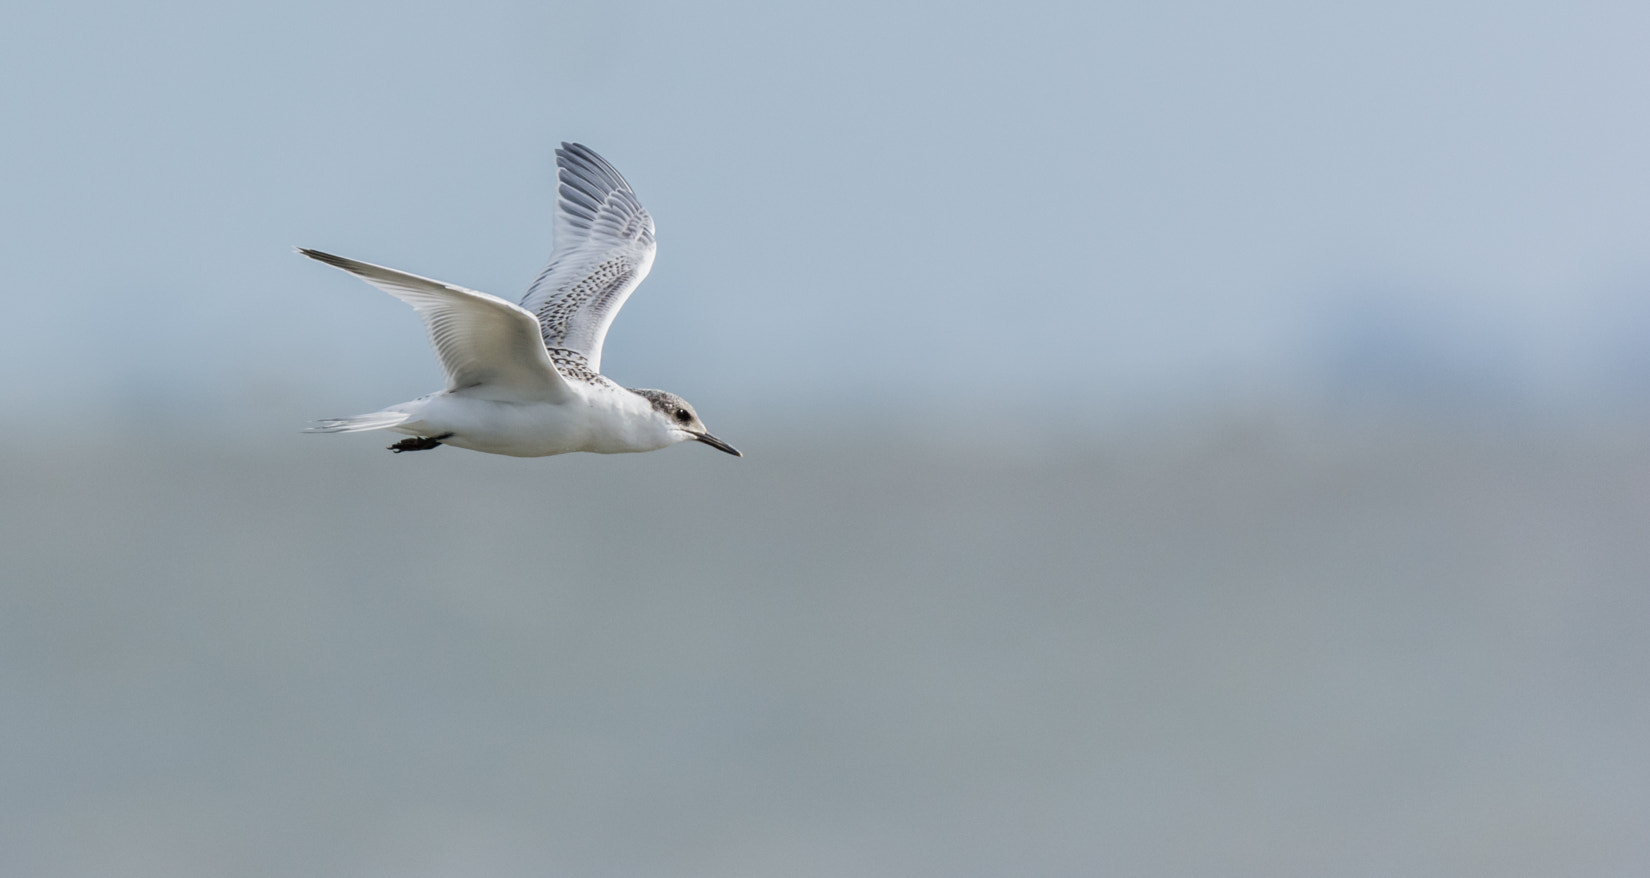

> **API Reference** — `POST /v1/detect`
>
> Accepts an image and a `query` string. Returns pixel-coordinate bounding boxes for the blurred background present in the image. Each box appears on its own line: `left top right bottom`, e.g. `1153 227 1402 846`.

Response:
3 0 1648 875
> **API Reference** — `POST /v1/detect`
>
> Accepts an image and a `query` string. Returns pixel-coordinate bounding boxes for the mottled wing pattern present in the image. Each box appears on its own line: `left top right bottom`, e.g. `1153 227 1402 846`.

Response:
299 249 574 404
518 143 657 375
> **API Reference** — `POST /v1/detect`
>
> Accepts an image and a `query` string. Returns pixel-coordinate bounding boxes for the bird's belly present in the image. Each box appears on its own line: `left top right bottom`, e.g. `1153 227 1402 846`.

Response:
402 395 652 457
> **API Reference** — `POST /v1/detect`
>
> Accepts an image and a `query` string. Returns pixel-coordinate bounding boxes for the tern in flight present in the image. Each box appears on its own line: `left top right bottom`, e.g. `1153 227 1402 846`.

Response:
300 143 740 459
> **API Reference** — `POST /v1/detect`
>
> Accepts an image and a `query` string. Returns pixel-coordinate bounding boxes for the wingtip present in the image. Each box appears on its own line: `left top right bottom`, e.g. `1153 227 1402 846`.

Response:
297 248 349 270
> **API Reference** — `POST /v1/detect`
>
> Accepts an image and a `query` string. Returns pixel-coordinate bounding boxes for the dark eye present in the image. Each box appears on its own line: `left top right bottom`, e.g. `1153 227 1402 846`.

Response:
675 409 692 423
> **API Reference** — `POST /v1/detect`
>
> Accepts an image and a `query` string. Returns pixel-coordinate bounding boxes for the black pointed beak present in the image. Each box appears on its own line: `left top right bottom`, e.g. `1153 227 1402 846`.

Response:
693 431 742 457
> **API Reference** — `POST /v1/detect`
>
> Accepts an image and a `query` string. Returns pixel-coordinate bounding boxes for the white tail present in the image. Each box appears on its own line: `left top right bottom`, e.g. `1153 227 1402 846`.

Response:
304 411 412 434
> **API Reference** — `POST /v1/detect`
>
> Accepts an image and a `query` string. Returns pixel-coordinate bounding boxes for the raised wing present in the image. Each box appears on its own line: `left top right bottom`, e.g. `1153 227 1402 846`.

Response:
300 248 574 404
518 143 657 375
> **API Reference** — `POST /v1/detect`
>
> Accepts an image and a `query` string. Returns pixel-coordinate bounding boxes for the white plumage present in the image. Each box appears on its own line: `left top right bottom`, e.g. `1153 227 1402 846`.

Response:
301 143 739 459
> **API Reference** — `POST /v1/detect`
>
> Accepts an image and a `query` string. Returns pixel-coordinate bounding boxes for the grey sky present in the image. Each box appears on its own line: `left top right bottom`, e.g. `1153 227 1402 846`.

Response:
3 0 1647 428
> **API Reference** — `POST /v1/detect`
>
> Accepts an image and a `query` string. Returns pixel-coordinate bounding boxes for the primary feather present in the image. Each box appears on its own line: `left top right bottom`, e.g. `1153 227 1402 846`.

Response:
518 142 658 374
298 248 573 404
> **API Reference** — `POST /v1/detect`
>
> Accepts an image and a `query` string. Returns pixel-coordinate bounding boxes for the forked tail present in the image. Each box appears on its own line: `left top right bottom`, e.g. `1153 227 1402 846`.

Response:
304 411 412 434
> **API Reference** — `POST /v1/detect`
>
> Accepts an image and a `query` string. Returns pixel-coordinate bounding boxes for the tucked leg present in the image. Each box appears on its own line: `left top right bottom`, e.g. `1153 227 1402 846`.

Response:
388 433 454 453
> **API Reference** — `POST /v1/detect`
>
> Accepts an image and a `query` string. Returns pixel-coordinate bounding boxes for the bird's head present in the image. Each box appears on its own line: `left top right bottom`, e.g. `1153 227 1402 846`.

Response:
630 389 741 457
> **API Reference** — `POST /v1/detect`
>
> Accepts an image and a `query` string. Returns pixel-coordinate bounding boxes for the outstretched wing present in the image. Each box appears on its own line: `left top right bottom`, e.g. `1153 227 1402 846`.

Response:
300 248 574 404
517 143 657 374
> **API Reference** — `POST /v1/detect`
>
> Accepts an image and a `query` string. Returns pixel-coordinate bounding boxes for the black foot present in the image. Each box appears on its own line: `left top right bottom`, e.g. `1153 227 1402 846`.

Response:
389 433 454 453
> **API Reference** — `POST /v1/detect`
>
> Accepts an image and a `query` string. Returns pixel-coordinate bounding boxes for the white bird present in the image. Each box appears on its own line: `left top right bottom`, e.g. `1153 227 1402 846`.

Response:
300 143 740 459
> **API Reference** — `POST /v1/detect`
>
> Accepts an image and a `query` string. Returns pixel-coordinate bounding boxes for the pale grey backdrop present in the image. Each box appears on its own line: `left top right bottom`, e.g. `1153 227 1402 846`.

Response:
3 2 1648 876
3 0 1649 427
